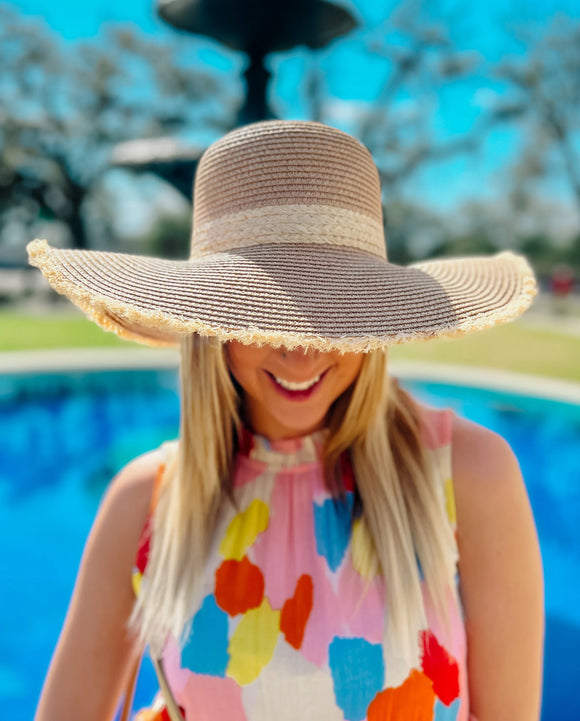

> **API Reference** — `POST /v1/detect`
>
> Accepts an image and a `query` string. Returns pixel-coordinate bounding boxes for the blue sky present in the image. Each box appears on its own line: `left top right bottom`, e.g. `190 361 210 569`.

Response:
10 0 580 218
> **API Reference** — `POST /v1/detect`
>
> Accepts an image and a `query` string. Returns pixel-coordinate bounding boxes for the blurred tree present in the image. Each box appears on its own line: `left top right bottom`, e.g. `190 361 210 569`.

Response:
138 208 192 259
0 5 231 257
428 199 503 259
421 196 580 278
519 232 579 278
565 234 580 283
383 199 447 265
355 7 483 193
341 3 506 262
430 231 498 259
492 16 580 221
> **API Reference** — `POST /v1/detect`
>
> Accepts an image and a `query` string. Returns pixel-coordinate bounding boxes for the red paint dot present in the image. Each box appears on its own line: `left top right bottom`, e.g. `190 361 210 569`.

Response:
135 516 152 575
420 630 460 705
340 453 356 493
154 705 186 721
215 556 265 616
280 574 314 649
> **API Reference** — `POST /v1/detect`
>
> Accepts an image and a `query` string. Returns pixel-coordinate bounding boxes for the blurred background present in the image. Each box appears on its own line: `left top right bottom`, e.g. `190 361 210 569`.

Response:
2 0 580 358
1 1 579 720
1 0 580 289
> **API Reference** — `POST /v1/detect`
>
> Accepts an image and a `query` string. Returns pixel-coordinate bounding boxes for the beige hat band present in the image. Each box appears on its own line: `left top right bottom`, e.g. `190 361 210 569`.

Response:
191 204 387 259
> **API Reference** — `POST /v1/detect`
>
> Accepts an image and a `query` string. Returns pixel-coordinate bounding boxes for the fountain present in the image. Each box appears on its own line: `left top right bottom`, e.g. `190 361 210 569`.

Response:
113 0 358 197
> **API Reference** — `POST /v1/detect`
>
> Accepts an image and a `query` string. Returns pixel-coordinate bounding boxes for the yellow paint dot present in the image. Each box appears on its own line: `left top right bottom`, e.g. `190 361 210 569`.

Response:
132 570 142 596
444 477 457 525
220 499 269 560
352 518 380 579
227 598 280 685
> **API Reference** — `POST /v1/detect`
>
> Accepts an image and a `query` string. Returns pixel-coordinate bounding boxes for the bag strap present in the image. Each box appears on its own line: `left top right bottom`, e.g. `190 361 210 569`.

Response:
152 656 186 721
118 652 185 721
119 652 142 721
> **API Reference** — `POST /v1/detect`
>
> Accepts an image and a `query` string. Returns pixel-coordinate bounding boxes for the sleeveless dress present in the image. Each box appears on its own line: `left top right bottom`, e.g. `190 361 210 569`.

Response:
132 404 473 721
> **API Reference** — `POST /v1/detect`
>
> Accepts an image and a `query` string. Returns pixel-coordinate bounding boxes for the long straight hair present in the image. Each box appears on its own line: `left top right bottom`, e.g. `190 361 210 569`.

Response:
130 335 458 661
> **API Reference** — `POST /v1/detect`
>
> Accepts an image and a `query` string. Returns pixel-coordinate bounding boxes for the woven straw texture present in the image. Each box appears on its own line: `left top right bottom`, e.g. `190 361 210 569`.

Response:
27 120 537 351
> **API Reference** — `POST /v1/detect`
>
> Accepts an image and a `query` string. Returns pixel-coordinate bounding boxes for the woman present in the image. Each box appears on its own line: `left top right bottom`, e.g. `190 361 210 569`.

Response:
28 120 544 721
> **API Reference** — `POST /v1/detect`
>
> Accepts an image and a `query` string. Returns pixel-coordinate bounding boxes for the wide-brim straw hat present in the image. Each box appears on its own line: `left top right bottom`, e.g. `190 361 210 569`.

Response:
27 120 537 352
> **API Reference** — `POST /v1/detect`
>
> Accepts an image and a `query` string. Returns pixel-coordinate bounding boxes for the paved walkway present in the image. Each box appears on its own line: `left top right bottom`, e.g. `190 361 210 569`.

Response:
518 292 580 336
518 312 580 337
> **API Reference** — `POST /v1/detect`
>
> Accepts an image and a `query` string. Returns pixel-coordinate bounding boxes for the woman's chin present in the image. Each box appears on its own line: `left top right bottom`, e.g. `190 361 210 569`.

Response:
265 408 327 440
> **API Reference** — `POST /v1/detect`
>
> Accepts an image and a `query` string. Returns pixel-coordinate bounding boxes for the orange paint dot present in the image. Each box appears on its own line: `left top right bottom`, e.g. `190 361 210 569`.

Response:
280 574 314 649
215 556 265 616
367 669 436 721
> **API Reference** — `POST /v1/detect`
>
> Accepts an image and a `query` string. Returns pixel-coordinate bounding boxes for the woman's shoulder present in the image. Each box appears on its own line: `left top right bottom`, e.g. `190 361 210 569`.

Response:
409 396 520 487
409 397 454 449
106 448 165 509
449 410 529 556
94 448 167 553
450 412 519 491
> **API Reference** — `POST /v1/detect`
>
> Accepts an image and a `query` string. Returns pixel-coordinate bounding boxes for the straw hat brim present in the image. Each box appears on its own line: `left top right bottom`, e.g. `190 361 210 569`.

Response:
27 239 536 352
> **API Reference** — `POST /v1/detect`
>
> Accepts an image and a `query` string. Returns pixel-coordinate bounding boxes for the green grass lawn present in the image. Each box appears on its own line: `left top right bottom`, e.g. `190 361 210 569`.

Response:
389 323 580 382
1 309 579 383
0 310 133 351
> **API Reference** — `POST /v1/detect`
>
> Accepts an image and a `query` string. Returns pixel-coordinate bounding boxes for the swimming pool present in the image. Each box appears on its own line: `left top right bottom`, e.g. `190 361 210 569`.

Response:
1 363 578 720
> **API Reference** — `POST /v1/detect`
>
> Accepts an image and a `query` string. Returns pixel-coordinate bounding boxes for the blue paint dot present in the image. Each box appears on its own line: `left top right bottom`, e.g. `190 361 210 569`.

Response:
313 494 354 572
181 594 229 676
416 551 425 581
329 636 385 721
434 697 461 720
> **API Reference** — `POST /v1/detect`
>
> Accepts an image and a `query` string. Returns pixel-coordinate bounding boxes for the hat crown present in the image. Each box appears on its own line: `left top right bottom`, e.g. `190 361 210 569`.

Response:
191 120 387 260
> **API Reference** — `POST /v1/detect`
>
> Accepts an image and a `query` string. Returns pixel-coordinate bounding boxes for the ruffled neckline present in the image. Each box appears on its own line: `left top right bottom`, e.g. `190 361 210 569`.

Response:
237 425 328 466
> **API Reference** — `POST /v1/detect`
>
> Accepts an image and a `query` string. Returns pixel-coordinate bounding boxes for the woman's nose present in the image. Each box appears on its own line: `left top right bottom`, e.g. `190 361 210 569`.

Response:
278 346 320 362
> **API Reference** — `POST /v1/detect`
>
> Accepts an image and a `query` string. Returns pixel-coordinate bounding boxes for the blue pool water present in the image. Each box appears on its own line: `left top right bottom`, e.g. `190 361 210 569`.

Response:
1 368 579 720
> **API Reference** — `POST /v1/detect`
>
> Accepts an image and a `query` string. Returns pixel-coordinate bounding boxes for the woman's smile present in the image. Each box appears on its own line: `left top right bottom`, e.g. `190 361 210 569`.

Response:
226 342 363 439
265 367 330 400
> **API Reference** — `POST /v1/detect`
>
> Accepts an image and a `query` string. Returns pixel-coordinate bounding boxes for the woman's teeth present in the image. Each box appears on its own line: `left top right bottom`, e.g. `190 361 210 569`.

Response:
273 374 321 391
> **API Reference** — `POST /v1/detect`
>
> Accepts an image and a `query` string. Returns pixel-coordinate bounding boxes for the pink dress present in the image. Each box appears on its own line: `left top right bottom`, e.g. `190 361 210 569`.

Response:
133 403 472 721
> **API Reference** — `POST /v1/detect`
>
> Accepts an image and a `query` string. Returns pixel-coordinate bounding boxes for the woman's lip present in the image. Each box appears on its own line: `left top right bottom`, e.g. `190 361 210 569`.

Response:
265 368 329 401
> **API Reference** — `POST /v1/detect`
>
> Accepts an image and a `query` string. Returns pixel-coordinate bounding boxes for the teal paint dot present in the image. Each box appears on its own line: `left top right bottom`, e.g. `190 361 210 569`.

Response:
181 594 229 676
313 494 353 572
329 636 384 721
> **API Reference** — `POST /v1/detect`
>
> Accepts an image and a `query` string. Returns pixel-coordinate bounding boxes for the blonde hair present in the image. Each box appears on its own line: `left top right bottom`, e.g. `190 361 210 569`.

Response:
130 335 458 661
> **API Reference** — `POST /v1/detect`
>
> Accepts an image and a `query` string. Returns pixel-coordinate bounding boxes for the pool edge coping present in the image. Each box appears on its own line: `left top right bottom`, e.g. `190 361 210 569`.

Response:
1 348 580 405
